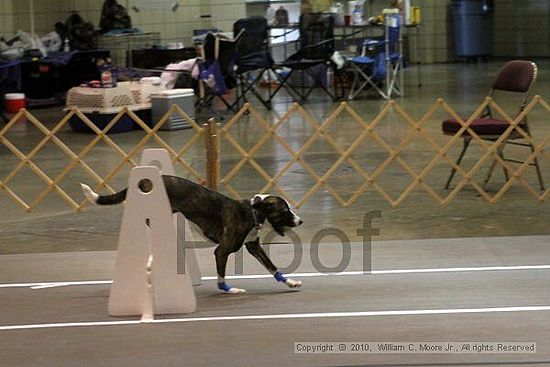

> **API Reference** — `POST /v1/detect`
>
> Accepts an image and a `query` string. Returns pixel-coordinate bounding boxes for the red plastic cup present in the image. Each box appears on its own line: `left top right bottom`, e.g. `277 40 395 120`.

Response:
344 15 351 26
4 93 26 113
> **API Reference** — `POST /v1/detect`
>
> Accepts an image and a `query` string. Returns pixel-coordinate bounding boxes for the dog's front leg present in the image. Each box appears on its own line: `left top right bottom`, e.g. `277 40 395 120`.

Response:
245 240 301 289
214 245 246 294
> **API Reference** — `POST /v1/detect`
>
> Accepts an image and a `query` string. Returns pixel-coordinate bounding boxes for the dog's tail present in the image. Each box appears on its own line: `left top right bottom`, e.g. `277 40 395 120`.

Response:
80 183 127 205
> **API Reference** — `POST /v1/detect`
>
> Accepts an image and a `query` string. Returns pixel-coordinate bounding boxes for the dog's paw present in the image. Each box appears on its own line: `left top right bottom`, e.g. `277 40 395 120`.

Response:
218 282 246 294
285 278 302 288
274 271 301 289
226 287 246 294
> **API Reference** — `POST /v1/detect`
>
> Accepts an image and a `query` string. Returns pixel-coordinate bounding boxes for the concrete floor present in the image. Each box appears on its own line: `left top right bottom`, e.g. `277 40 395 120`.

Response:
1 61 550 366
1 237 550 366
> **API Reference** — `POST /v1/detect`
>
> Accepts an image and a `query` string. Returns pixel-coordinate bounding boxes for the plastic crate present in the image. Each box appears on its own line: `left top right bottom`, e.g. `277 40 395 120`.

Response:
68 112 135 133
65 81 162 133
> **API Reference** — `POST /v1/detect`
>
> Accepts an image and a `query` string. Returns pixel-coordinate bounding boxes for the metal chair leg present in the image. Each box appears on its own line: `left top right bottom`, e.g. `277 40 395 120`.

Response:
445 138 471 189
348 66 360 99
498 146 510 183
482 159 498 190
483 143 505 190
306 67 336 101
237 69 273 110
528 141 545 191
348 63 387 100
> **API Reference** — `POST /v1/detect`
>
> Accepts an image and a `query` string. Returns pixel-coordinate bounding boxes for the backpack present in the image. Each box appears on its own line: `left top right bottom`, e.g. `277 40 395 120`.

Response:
100 0 132 33
66 13 97 50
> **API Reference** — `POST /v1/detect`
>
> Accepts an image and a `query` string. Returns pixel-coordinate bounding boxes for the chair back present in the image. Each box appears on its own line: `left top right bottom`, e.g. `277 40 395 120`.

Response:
202 33 238 89
492 60 537 93
233 16 269 58
384 14 401 53
359 15 401 59
478 60 537 126
299 13 334 60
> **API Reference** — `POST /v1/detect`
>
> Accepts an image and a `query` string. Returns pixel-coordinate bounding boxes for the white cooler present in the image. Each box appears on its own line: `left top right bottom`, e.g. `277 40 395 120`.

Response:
151 88 195 130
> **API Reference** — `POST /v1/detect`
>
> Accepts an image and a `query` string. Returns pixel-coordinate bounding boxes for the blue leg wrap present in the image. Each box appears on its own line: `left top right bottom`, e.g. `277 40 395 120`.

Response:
274 271 287 283
217 282 232 292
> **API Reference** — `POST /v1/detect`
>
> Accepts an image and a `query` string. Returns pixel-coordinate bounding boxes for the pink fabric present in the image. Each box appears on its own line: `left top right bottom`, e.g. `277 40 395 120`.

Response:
160 58 199 89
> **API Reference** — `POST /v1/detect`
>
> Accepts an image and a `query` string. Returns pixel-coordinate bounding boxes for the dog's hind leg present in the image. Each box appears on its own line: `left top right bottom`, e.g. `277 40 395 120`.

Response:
245 240 301 289
215 245 246 294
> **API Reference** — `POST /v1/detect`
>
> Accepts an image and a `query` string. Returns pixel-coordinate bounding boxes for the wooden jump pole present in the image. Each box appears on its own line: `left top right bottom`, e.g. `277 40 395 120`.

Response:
204 118 220 191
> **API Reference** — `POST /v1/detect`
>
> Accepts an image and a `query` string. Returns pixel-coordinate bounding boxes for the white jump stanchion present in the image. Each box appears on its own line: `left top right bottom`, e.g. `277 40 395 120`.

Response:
142 255 155 322
108 166 196 317
140 148 202 286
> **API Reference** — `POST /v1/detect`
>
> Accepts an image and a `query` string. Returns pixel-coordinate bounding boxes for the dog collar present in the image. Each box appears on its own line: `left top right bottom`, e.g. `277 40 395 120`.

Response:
245 207 262 242
251 207 262 231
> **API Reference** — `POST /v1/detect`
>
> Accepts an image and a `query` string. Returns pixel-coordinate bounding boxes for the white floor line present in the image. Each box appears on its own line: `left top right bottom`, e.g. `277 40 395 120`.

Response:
30 281 113 289
1 305 550 331
1 264 549 290
213 264 550 280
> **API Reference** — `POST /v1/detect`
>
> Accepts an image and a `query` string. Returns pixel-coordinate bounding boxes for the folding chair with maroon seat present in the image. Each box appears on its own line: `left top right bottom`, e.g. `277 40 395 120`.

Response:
442 60 544 190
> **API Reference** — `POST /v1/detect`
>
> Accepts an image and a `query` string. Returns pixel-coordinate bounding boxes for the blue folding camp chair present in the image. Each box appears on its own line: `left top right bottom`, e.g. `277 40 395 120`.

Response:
348 13 403 100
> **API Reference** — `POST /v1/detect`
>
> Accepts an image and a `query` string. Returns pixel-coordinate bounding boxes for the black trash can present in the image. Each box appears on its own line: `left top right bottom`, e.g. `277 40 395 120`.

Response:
452 0 494 58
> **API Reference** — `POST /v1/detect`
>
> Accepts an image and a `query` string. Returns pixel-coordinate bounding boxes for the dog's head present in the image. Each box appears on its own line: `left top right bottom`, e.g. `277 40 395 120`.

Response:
251 194 303 236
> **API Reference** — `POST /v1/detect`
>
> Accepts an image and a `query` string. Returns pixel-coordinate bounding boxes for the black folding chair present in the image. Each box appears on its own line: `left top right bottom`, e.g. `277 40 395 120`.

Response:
233 16 276 110
272 13 340 103
196 32 240 116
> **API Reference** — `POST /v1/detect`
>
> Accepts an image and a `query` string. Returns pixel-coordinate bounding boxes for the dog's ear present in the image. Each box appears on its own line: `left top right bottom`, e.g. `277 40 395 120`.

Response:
250 194 269 208
252 196 262 206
